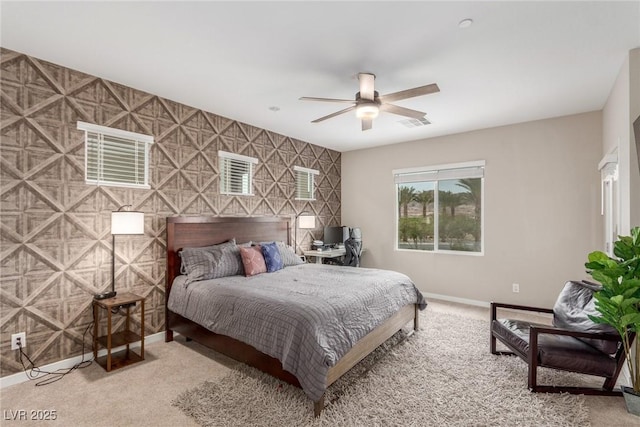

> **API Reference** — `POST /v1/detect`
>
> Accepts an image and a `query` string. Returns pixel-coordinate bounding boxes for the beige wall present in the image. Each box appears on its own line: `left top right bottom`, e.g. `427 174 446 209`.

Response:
342 112 602 308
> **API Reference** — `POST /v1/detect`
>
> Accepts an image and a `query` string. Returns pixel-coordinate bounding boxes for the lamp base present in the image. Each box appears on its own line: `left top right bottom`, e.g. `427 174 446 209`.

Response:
94 290 117 300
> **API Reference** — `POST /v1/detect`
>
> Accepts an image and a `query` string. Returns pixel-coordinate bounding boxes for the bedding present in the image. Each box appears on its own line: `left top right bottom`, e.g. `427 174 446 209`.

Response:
168 263 426 401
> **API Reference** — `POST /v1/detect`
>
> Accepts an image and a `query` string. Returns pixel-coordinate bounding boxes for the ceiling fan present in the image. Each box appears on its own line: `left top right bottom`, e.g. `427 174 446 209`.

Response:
299 73 440 131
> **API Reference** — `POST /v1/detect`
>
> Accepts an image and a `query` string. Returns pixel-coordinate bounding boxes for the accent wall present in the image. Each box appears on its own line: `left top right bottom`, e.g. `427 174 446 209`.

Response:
0 48 341 376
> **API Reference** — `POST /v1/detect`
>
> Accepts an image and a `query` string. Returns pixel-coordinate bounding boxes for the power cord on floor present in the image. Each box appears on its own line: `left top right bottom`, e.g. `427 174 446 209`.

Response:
18 321 94 386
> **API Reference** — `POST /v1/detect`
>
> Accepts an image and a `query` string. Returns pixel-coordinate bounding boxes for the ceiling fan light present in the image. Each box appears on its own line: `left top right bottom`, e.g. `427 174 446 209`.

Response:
356 104 379 119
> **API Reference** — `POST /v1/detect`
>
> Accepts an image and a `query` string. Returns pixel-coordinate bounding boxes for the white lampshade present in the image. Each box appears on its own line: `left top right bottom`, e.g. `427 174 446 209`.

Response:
111 211 145 235
298 215 316 229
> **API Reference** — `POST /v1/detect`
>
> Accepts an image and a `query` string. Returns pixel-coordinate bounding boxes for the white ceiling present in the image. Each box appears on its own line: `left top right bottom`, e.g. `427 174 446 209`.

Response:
1 1 639 152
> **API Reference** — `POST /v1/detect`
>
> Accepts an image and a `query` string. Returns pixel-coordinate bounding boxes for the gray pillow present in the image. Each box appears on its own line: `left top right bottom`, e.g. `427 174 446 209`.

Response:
180 242 227 283
209 240 245 278
180 239 250 283
275 241 304 267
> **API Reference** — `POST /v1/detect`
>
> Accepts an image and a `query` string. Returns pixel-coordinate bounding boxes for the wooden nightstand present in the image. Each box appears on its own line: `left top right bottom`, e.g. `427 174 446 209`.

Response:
92 292 145 371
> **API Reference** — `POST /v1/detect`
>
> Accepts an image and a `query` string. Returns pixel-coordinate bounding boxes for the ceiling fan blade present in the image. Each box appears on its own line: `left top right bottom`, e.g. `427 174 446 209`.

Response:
380 103 427 120
362 119 373 131
299 96 355 103
311 105 356 123
358 73 376 101
379 83 440 103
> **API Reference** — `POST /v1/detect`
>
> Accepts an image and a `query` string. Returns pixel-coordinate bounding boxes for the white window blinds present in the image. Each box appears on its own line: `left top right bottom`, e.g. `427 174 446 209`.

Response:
219 150 258 196
294 166 319 200
78 121 154 189
393 161 485 184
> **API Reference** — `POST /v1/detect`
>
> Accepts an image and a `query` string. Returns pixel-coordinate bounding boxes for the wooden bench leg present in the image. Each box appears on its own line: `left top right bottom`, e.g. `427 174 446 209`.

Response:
528 330 539 391
314 394 325 417
603 375 617 391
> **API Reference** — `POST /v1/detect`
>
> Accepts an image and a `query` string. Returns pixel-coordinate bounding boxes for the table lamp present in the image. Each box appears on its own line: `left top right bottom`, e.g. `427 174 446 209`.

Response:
294 212 316 254
94 205 145 300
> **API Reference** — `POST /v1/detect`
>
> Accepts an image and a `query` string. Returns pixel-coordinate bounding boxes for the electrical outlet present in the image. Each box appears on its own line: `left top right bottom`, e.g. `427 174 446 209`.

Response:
512 283 520 293
11 332 26 351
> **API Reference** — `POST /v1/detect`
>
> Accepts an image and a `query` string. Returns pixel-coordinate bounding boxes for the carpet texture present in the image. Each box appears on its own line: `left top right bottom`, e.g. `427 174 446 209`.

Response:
173 307 591 426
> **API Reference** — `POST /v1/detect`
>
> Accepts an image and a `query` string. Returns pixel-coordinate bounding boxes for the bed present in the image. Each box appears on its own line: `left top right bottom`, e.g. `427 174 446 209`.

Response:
165 216 426 415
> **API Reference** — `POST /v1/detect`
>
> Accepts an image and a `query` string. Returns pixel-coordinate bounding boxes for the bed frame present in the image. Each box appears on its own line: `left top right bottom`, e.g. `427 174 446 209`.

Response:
165 216 419 415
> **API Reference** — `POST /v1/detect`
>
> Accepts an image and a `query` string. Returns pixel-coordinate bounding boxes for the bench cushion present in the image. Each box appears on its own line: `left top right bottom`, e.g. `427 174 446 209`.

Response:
492 319 618 377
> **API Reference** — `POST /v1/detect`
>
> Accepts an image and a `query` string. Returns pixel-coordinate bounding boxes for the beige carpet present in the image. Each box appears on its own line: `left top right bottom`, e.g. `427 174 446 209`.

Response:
173 307 593 426
0 300 637 426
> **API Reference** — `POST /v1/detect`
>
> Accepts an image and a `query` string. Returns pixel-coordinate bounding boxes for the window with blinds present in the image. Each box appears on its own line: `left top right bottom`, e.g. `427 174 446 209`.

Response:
219 150 258 196
294 166 319 200
393 161 485 254
78 121 154 189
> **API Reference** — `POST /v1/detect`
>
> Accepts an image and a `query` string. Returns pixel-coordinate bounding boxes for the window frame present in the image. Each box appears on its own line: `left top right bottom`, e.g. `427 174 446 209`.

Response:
393 160 485 256
294 165 319 201
77 121 154 190
218 150 258 196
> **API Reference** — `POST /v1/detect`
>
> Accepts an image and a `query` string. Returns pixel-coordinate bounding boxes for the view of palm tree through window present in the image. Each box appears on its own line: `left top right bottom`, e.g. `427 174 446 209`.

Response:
397 177 482 252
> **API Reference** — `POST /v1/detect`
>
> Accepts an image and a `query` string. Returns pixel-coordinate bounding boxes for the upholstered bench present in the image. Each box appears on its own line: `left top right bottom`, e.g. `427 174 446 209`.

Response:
490 280 631 395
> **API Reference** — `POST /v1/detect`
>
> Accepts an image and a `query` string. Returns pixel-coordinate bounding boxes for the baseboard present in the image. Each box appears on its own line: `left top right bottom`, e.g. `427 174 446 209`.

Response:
0 331 166 389
421 292 489 308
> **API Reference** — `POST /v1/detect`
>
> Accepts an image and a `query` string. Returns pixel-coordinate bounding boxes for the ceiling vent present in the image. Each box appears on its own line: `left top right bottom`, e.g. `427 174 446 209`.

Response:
398 117 431 128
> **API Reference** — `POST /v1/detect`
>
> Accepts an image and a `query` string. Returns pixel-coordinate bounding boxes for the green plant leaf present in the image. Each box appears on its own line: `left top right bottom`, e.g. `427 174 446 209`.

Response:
620 313 640 329
586 226 640 387
588 251 610 263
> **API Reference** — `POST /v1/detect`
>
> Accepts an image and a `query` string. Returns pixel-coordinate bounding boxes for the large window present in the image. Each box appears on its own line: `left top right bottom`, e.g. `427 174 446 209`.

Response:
394 161 484 254
78 121 154 189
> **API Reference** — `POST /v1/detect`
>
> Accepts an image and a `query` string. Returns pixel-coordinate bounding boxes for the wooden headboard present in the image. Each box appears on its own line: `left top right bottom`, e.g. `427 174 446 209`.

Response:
165 216 291 296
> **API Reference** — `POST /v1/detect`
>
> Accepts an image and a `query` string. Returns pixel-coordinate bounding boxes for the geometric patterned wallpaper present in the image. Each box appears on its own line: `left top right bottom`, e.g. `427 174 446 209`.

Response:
0 48 341 376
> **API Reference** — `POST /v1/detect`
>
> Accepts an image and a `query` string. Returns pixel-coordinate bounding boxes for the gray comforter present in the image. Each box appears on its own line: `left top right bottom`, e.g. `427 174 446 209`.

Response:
167 263 426 401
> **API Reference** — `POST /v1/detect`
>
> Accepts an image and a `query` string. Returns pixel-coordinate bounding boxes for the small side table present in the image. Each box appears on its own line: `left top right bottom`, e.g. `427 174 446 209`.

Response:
92 292 145 371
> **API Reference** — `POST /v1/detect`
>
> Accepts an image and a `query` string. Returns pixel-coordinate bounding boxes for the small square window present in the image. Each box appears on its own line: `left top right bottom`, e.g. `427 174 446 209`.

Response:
219 150 258 196
294 166 319 201
78 121 153 189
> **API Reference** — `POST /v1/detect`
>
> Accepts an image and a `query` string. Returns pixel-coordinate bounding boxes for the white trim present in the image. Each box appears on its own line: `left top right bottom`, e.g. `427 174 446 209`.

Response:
396 247 485 257
77 121 154 144
84 180 151 190
293 165 319 175
0 332 165 389
392 159 486 176
218 150 258 164
598 148 618 171
421 292 489 307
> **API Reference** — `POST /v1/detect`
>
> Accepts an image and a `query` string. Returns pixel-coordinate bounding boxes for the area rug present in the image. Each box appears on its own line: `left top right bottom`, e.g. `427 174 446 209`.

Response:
173 306 591 426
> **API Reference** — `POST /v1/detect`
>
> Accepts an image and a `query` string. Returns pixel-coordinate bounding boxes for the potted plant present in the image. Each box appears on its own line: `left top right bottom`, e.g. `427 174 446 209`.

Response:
585 226 640 415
